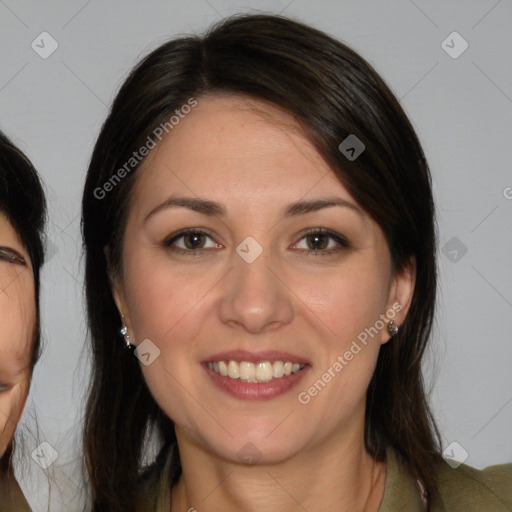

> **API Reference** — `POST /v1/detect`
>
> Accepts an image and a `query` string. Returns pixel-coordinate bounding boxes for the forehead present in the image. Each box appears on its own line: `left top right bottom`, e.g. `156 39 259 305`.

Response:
0 215 26 252
132 95 354 213
165 94 317 153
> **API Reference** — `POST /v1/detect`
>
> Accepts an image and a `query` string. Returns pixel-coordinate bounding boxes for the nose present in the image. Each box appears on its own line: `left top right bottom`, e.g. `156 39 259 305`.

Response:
218 244 295 334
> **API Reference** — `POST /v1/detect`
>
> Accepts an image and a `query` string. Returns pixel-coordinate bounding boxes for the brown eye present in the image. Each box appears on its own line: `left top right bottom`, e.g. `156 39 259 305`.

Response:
163 229 220 254
293 228 350 256
183 233 207 250
306 233 330 251
0 246 26 265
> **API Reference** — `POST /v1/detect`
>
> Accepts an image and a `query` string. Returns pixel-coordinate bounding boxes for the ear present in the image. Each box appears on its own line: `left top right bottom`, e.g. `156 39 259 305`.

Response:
381 256 416 344
103 245 132 333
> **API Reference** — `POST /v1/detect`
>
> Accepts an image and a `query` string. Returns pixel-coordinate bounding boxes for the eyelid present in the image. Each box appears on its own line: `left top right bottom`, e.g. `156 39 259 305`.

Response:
290 227 351 255
0 246 26 265
163 228 220 248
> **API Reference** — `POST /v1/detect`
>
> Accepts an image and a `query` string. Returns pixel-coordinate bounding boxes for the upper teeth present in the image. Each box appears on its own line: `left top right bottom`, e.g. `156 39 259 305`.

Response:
206 360 305 382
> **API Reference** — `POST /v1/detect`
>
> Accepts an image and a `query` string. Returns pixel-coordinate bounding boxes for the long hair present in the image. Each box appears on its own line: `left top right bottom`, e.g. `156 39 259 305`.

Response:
82 14 442 511
0 130 47 473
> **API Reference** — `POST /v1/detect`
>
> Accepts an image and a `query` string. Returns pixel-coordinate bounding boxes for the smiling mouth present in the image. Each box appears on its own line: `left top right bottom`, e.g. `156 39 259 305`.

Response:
205 360 306 383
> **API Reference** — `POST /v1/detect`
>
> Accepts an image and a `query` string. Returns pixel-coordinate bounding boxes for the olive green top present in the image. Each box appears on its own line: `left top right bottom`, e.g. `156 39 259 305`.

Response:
138 445 512 511
0 472 32 512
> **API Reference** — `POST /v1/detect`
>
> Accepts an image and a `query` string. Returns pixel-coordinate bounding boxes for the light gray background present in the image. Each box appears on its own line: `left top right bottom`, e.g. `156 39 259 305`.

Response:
1 1 511 510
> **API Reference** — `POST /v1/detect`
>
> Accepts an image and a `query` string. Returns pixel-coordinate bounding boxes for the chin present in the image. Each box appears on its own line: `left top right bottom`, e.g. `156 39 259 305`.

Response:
196 426 309 466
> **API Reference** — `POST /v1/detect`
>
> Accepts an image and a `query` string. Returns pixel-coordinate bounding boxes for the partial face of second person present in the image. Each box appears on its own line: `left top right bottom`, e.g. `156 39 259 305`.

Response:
0 215 35 457
112 95 415 464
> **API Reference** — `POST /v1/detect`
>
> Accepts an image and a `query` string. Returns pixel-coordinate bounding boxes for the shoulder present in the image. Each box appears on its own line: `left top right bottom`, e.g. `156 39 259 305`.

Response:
432 459 512 511
380 447 512 512
0 471 32 512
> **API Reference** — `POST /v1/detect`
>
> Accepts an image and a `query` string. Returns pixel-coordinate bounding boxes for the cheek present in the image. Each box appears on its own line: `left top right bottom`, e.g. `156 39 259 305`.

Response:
0 312 33 358
0 270 36 345
302 262 390 344
123 249 215 346
0 383 29 457
0 275 35 456
295 262 390 414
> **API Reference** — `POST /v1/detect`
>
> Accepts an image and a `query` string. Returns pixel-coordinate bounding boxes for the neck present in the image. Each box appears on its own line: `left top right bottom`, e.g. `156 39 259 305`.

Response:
169 419 386 512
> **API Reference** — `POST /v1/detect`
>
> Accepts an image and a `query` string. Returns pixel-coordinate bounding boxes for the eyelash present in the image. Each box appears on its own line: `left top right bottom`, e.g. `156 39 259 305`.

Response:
0 247 26 265
162 228 350 257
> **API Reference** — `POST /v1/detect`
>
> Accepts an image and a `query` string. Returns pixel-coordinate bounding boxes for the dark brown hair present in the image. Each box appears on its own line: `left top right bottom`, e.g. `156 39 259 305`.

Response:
82 13 442 511
0 130 46 473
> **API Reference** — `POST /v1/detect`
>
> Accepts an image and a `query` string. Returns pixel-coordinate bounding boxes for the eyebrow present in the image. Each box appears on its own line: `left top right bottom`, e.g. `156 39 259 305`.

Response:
144 195 363 224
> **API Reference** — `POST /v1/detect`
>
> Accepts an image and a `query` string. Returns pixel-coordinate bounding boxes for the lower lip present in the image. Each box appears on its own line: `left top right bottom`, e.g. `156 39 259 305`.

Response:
202 363 310 400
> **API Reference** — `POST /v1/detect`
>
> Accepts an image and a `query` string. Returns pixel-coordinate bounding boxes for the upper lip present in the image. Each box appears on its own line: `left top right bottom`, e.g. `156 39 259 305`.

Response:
204 350 311 365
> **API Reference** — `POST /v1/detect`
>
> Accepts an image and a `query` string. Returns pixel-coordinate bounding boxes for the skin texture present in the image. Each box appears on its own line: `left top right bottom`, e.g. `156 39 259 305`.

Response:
0 215 34 458
112 95 416 512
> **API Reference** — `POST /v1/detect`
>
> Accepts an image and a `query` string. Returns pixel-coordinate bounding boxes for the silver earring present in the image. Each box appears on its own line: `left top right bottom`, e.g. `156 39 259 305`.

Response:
120 325 134 349
387 320 399 336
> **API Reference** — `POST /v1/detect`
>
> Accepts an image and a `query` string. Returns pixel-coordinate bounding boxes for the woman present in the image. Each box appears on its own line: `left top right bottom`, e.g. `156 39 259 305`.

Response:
0 130 46 511
81 14 511 512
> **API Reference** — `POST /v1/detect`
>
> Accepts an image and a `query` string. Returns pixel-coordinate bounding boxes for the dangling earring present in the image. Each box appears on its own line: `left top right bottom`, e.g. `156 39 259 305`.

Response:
120 315 134 350
387 320 399 337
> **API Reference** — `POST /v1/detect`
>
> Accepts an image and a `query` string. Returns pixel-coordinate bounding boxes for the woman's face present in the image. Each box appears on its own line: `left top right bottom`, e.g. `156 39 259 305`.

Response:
113 95 415 464
0 215 35 457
